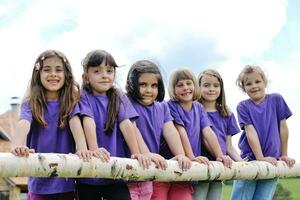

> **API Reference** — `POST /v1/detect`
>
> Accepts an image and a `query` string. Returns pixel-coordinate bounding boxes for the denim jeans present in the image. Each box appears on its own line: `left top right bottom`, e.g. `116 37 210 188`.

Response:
193 181 223 200
230 178 278 200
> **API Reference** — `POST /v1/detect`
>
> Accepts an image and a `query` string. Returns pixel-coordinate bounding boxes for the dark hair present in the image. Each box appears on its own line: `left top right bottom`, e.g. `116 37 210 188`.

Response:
82 49 120 133
198 69 230 117
27 50 79 128
126 60 165 102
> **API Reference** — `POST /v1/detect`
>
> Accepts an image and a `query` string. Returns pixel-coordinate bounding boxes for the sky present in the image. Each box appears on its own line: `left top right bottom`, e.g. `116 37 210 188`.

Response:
0 0 299 160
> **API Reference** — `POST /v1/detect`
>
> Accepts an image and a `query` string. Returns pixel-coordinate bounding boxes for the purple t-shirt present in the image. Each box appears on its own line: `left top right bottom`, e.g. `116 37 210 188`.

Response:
78 90 138 185
160 100 211 158
237 93 292 160
129 97 173 154
20 100 79 194
206 111 240 155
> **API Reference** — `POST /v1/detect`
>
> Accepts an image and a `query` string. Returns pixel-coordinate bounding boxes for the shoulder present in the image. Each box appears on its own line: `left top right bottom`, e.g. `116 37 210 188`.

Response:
268 93 284 101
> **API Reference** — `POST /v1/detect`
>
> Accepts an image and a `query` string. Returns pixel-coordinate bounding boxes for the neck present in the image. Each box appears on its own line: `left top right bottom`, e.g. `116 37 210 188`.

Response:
202 100 217 112
46 91 59 100
179 101 193 111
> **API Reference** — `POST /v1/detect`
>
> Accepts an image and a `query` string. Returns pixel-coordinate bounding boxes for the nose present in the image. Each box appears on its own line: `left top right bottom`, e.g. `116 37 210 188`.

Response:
49 70 57 77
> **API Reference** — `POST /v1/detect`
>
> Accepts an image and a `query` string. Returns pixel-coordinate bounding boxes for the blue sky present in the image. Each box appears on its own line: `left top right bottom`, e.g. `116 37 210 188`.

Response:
0 0 299 160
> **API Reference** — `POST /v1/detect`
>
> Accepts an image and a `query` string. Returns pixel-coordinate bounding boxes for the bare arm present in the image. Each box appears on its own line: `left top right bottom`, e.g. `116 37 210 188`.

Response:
163 121 191 170
226 135 242 161
244 124 277 165
174 124 195 159
279 119 295 167
11 119 34 156
120 119 150 168
202 127 232 167
133 122 150 154
69 115 91 161
82 116 109 161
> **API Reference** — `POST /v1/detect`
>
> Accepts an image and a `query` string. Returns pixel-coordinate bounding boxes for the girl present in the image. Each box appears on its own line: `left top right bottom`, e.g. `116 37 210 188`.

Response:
77 50 149 200
197 69 242 200
11 50 91 200
230 65 295 200
125 60 191 200
165 68 232 200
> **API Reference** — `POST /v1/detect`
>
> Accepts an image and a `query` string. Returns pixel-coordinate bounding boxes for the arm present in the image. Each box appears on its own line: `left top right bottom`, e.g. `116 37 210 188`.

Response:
11 119 34 157
244 124 277 165
69 115 91 161
279 119 295 167
82 116 109 161
226 135 242 161
202 127 232 167
174 124 195 159
134 122 167 169
163 121 191 170
120 119 150 168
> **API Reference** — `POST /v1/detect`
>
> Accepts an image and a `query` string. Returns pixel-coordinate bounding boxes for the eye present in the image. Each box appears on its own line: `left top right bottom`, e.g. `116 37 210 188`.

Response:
152 83 158 88
139 82 147 88
107 67 114 73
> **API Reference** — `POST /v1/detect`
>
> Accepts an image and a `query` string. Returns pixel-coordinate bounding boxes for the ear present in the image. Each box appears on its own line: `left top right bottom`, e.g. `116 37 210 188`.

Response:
82 73 89 84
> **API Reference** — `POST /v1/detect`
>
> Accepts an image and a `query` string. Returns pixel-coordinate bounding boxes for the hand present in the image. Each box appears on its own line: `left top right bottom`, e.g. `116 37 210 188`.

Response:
216 155 232 168
75 150 93 162
131 153 151 169
257 156 277 166
279 156 295 168
192 156 209 165
147 153 167 170
172 154 191 171
11 146 35 157
92 147 110 162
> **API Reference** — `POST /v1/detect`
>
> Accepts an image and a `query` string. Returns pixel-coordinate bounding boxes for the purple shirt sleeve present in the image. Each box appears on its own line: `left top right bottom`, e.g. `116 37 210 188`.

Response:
19 101 33 122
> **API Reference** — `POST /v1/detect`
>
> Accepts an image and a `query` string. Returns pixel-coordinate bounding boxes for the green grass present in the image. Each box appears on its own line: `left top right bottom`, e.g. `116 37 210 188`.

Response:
221 178 300 200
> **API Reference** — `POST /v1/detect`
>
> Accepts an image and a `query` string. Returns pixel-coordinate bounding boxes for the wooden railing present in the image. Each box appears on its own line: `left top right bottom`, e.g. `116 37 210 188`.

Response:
0 153 299 181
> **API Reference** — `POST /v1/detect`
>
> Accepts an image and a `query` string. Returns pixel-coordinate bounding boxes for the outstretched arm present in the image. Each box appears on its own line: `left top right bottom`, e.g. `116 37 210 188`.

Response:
244 124 277 165
279 119 295 167
202 127 232 167
82 116 110 162
11 119 34 157
69 115 92 161
226 135 242 161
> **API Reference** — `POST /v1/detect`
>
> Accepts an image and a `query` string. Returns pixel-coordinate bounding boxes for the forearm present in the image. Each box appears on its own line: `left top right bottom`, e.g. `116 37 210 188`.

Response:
135 124 150 154
163 124 185 155
175 125 195 158
69 116 88 151
245 127 264 159
13 120 31 147
280 120 289 156
203 127 223 158
120 119 140 155
83 117 98 150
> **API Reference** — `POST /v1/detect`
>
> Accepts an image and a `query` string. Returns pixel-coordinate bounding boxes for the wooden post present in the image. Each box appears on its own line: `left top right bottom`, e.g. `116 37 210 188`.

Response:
0 153 299 181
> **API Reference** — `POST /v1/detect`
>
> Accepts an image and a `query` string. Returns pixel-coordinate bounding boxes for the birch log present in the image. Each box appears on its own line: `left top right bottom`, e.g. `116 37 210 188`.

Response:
0 153 299 181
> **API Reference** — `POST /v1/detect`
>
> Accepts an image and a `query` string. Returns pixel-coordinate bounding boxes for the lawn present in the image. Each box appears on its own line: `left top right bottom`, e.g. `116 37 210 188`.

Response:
221 177 300 200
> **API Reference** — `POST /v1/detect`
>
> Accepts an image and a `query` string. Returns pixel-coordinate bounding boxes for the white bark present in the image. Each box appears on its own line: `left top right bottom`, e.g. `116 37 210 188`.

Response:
0 153 299 181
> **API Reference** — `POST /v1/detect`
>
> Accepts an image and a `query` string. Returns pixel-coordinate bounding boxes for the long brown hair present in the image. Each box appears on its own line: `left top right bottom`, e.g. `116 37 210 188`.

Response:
82 49 120 133
26 50 79 128
198 69 230 117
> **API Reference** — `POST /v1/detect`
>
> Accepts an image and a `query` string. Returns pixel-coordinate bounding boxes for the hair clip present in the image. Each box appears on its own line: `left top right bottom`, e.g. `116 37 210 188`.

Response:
35 62 41 71
41 56 45 61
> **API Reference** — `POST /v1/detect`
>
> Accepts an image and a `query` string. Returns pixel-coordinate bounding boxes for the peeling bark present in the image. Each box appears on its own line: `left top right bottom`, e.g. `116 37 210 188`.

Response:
0 153 299 181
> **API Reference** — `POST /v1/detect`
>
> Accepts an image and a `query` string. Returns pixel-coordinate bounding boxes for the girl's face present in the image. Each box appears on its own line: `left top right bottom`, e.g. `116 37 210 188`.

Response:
40 56 65 100
86 62 115 95
243 71 266 103
199 74 220 103
174 79 195 104
138 73 158 106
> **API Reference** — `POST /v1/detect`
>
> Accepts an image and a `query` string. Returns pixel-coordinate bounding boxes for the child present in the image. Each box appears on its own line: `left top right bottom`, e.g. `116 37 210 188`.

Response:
163 67 232 200
125 60 191 200
230 65 295 200
11 50 91 200
197 69 242 200
77 50 149 200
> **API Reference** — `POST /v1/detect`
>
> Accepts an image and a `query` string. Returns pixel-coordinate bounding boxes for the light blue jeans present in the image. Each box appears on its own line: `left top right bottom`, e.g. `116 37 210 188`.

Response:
230 178 278 200
193 181 223 200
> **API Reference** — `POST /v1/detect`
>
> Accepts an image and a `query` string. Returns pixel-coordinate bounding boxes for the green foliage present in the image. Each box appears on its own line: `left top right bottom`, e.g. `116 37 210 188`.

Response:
273 183 292 200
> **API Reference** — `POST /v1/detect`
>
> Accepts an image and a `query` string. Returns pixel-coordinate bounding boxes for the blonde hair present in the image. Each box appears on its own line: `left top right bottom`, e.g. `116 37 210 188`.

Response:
198 69 230 117
236 65 268 91
168 68 200 101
